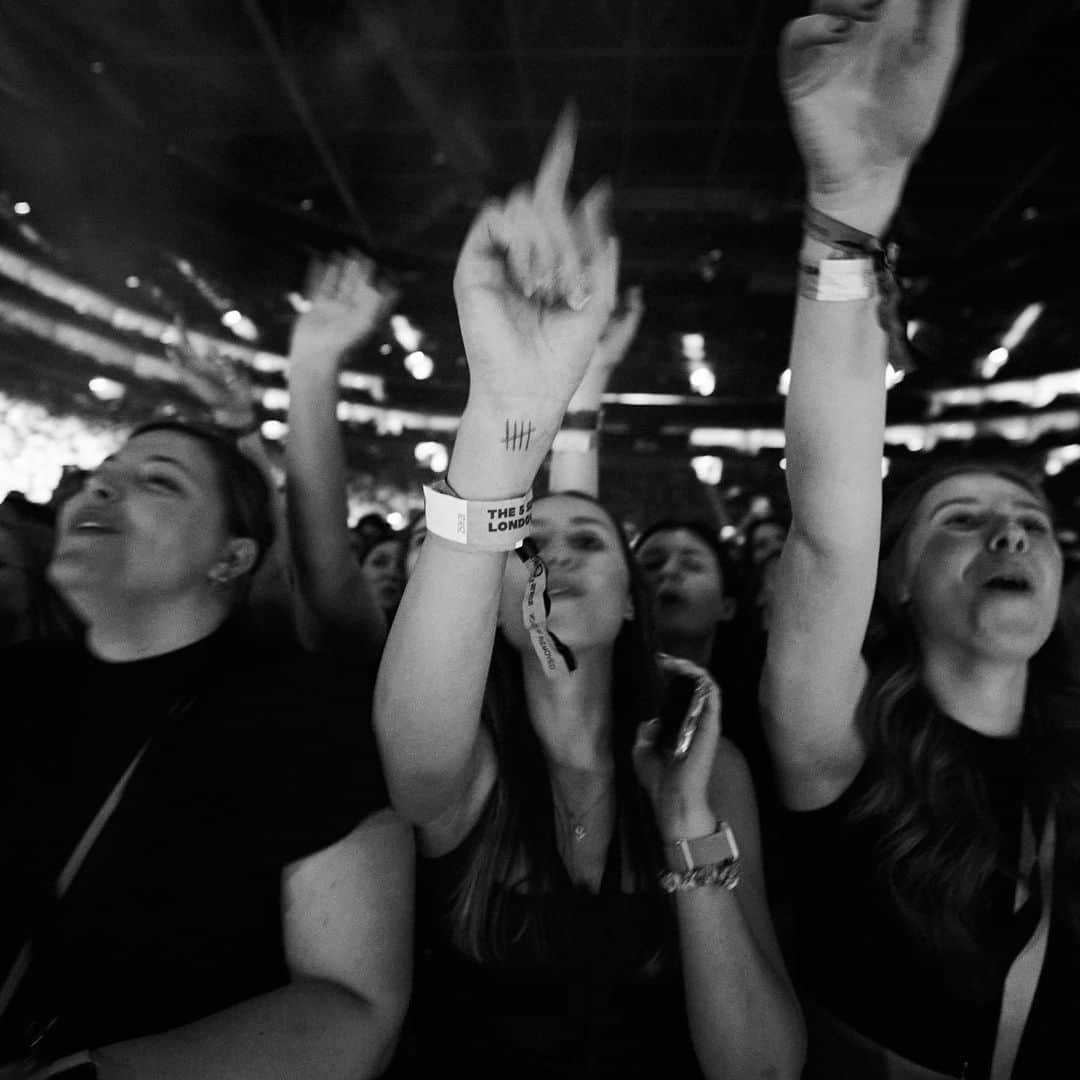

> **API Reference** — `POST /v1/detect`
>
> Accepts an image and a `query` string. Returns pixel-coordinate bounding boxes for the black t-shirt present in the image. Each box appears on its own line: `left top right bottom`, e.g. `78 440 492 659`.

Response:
784 716 1080 1078
0 623 387 1060
398 794 704 1080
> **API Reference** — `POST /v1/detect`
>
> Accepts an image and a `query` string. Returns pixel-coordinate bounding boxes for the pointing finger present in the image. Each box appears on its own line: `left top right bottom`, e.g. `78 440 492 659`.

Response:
534 102 578 212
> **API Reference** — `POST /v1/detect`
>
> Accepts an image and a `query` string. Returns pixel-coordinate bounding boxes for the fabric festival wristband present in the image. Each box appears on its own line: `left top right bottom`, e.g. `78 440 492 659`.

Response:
516 537 577 677
423 480 533 550
799 257 877 302
803 203 883 254
802 206 913 374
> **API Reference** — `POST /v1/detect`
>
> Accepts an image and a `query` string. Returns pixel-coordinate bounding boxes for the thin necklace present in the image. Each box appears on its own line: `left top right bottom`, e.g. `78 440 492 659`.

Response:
554 782 612 843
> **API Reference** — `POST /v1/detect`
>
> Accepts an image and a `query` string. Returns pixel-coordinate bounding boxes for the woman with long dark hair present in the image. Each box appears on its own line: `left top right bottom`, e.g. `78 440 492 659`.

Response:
374 115 803 1080
763 1 1078 1075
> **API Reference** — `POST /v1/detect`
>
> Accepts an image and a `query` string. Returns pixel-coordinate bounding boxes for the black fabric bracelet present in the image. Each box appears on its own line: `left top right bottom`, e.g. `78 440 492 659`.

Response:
560 409 602 432
803 204 882 253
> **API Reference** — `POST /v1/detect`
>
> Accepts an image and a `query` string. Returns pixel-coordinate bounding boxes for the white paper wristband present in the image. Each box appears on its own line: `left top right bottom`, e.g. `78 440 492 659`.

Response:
799 256 878 302
423 480 533 550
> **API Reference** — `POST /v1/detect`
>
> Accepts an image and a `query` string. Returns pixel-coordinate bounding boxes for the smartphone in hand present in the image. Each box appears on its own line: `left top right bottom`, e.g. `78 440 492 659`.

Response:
656 673 705 761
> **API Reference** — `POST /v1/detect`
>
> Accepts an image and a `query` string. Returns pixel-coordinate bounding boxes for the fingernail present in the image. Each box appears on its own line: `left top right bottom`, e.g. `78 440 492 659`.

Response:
567 277 592 312
831 16 852 34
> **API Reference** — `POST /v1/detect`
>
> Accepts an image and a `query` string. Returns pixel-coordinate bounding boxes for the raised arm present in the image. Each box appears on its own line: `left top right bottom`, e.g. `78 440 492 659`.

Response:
762 0 967 808
285 255 395 655
548 285 643 497
373 113 617 836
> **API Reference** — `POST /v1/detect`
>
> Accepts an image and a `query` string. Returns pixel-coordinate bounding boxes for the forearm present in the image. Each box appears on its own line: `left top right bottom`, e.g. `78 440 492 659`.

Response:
374 531 505 821
374 407 550 822
90 978 397 1080
784 246 887 556
675 888 805 1080
547 361 608 497
548 446 598 497
285 367 386 646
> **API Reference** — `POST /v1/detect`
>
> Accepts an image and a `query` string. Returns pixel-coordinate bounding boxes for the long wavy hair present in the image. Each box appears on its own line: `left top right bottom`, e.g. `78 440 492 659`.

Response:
446 492 669 965
850 461 1080 989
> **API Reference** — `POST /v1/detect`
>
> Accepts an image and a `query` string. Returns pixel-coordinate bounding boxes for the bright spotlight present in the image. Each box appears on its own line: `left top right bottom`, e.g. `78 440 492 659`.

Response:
690 455 723 486
414 441 449 473
404 351 434 381
688 366 715 396
88 377 126 401
391 314 423 353
680 333 706 362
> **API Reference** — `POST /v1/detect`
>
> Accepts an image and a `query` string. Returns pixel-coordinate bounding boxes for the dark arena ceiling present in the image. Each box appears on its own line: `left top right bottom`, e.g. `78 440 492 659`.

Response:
1 0 1079 533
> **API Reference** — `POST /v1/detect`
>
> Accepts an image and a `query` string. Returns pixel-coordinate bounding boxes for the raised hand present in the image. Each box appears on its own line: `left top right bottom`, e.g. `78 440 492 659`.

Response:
781 0 968 234
166 326 257 433
594 285 644 374
633 655 721 839
568 285 644 410
289 251 398 369
453 108 619 421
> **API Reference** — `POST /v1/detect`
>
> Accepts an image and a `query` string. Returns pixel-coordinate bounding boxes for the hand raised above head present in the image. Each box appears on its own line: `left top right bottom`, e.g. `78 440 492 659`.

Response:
289 250 398 369
594 285 644 374
453 106 619 423
780 0 968 235
166 324 257 433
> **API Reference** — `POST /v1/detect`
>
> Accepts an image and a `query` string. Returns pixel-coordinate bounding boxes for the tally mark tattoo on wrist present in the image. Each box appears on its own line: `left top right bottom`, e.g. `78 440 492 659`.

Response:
501 419 535 452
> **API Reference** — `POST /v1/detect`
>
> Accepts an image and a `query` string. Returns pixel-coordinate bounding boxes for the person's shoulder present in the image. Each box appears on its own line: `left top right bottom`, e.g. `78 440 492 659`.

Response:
212 635 388 862
209 632 377 770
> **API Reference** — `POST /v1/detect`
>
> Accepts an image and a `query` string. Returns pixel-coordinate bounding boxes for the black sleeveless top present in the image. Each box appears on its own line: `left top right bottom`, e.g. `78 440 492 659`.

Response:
784 714 1080 1078
396 794 705 1079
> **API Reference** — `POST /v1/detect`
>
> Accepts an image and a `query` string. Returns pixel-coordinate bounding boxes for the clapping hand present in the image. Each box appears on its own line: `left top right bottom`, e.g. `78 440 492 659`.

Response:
289 251 398 370
781 0 968 235
453 107 619 424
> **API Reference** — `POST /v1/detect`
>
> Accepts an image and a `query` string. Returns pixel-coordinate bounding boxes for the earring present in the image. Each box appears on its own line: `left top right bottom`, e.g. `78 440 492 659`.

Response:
208 566 231 587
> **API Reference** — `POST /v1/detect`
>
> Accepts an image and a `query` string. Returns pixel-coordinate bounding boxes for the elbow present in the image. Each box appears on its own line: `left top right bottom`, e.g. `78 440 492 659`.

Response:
704 1038 805 1080
297 977 409 1080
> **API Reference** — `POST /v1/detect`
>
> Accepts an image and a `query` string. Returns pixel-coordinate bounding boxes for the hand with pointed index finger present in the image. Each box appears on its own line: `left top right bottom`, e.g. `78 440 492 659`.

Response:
780 0 969 235
453 106 619 435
